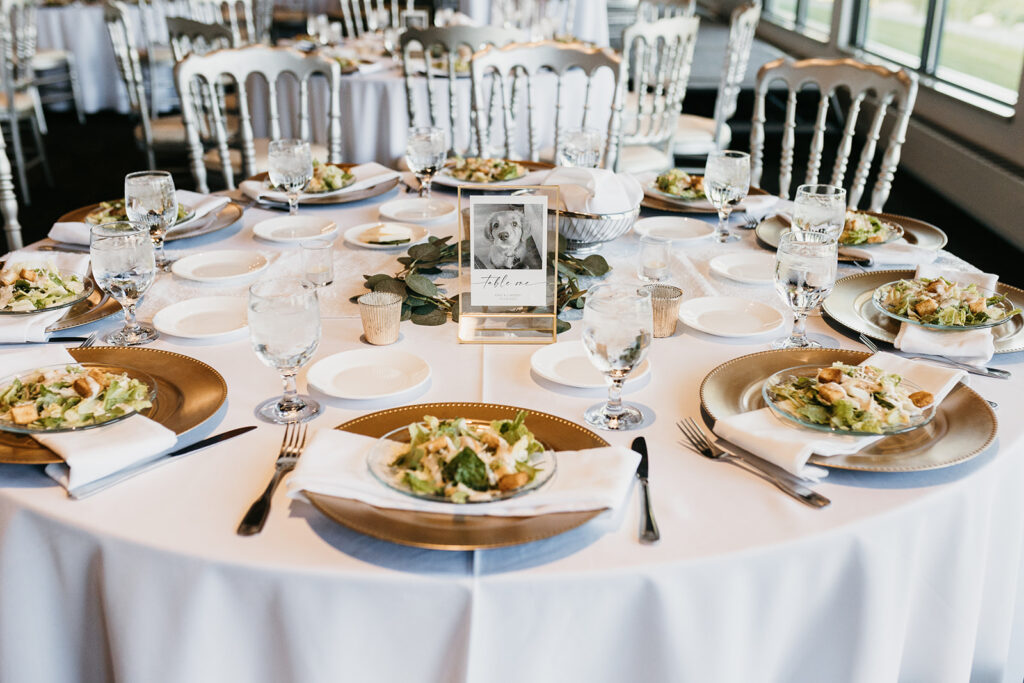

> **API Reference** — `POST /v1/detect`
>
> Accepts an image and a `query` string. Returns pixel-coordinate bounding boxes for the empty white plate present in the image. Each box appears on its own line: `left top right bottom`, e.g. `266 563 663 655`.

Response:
677 297 784 338
343 222 429 250
633 216 714 243
252 216 338 243
378 197 457 224
152 296 248 339
307 348 431 400
709 252 776 285
530 341 651 389
171 250 269 283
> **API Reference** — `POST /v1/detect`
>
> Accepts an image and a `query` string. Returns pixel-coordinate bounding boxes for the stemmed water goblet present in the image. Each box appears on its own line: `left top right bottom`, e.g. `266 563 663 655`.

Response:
268 139 313 216
248 278 322 424
405 126 447 200
89 221 159 346
704 150 750 243
772 230 838 349
556 128 604 168
124 170 176 271
793 184 847 238
581 284 653 430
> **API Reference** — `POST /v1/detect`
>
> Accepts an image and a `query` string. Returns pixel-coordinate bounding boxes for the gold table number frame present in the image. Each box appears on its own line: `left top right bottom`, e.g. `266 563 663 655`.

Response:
457 185 560 344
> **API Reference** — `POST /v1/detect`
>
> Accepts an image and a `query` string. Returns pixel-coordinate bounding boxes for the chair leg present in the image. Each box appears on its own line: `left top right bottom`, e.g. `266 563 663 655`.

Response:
66 54 86 125
29 116 53 187
30 88 48 136
7 119 29 205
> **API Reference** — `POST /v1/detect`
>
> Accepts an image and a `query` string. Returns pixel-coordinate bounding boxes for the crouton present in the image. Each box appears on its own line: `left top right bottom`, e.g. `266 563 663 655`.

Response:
10 403 38 425
0 270 15 286
968 298 987 314
18 268 37 282
691 176 704 192
925 279 946 293
87 369 110 388
908 391 933 408
497 471 529 491
816 383 847 405
816 367 844 384
867 233 885 243
914 299 938 317
72 378 95 398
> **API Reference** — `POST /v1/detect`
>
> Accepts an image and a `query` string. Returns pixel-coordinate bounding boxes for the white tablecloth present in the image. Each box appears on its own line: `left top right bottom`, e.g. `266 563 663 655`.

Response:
1 185 1023 682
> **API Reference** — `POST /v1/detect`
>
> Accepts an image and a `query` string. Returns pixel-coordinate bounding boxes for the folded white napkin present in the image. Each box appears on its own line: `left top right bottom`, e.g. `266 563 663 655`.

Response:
713 352 966 479
842 238 938 266
543 167 642 214
894 265 999 363
48 220 91 246
240 162 401 203
0 251 91 342
287 429 640 517
48 192 225 245
741 194 780 219
174 190 229 222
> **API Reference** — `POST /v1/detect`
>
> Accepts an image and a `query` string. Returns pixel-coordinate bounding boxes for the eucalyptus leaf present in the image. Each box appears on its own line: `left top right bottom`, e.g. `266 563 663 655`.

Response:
364 273 392 288
582 254 610 276
411 303 438 316
405 273 438 297
374 279 408 297
400 304 412 321
556 318 571 334
450 299 460 322
408 243 442 261
411 308 447 325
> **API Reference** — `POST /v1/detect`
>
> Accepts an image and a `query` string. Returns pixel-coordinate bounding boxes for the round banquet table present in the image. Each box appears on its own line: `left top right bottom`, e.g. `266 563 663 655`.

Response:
1 183 1023 683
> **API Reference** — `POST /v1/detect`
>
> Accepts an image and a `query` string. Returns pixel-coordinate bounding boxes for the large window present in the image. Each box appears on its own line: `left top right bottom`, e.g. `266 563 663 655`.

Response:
763 0 835 40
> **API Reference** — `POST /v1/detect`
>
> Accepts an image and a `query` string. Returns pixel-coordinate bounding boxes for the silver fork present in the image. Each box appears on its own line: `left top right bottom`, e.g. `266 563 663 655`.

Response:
237 422 309 536
740 213 759 230
78 332 97 348
677 418 830 508
858 332 1010 381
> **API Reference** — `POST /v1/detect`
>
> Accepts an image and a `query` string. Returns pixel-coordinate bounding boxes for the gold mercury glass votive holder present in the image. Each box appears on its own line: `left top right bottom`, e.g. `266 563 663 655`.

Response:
358 291 403 345
642 284 683 338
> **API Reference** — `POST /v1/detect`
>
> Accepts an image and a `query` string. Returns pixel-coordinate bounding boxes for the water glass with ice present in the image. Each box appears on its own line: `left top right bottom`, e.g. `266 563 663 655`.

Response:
405 126 447 199
772 231 838 349
704 150 750 243
793 184 847 239
268 140 313 216
124 170 176 271
556 129 604 168
90 221 159 346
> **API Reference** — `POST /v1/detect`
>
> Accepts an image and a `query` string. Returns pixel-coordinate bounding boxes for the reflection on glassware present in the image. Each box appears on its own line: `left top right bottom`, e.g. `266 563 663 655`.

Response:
405 126 447 200
704 150 750 243
582 284 653 430
772 231 838 349
300 239 334 287
637 235 671 282
268 139 313 216
556 128 604 168
793 184 847 238
89 221 159 346
124 170 176 271
248 278 322 424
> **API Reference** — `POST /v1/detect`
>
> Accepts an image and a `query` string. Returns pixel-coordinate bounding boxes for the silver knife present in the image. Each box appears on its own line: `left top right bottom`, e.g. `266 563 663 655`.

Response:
717 445 831 508
631 436 660 543
167 425 258 457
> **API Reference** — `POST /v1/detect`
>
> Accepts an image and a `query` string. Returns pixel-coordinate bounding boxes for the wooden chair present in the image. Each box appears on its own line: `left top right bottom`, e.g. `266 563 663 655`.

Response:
750 57 919 211
617 14 700 174
400 25 523 157
175 45 342 192
672 2 760 159
0 123 22 251
470 41 623 168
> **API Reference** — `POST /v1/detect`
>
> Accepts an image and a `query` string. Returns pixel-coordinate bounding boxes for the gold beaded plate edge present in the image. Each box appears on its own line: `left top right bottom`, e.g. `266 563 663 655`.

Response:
0 347 228 464
822 269 1024 354
303 402 609 550
699 349 997 472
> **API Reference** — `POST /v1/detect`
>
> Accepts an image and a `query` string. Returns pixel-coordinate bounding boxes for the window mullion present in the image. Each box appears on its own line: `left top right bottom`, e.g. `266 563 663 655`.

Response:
920 0 947 74
795 0 808 29
850 0 869 49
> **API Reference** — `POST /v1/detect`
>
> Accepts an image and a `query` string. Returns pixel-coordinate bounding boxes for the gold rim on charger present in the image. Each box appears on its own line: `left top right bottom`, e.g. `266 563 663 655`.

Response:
0 347 228 464
755 210 948 251
699 349 998 472
303 402 609 550
247 162 399 205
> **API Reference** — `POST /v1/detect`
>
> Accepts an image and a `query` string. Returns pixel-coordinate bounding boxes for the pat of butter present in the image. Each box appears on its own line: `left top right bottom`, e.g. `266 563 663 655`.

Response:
361 224 412 243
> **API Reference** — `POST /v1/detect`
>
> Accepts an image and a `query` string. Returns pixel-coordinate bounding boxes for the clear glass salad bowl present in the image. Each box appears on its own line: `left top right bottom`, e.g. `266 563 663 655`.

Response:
839 217 904 246
872 280 1019 330
0 275 94 315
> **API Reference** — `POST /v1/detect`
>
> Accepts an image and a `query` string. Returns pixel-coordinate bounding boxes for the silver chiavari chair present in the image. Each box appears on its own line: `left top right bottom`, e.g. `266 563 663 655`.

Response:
340 0 409 36
0 123 22 250
636 0 694 22
750 57 919 211
175 45 342 192
400 25 523 157
617 14 700 174
185 0 258 47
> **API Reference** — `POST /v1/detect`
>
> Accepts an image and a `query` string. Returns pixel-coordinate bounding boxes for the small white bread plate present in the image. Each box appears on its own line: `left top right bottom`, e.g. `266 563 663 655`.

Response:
709 252 776 285
171 250 269 283
378 197 457 224
633 216 714 243
530 341 651 389
677 297 785 338
307 349 431 400
343 222 430 250
152 296 248 339
252 216 338 243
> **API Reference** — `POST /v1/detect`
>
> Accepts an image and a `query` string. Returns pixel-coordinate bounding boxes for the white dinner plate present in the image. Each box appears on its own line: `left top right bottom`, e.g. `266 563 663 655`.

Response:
343 222 430 250
171 250 269 283
708 252 776 285
307 348 431 400
252 216 338 243
530 341 651 389
633 216 714 243
677 297 785 338
378 197 457 224
152 296 248 339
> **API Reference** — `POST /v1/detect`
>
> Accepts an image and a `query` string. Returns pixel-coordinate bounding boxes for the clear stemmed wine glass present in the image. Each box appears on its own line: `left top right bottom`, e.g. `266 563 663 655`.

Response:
124 170 176 271
793 184 847 238
556 128 604 168
268 139 313 216
248 278 322 424
89 221 159 346
405 126 447 199
581 284 653 431
772 230 838 349
704 150 750 243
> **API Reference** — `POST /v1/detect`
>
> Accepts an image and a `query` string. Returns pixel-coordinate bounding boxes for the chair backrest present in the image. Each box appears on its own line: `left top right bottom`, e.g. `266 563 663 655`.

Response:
104 0 156 166
400 25 523 156
471 40 623 168
490 0 575 38
637 0 694 22
0 93 22 250
340 0 410 36
710 2 760 149
0 0 37 86
184 0 256 47
620 15 699 156
167 16 233 62
750 57 918 211
175 45 343 192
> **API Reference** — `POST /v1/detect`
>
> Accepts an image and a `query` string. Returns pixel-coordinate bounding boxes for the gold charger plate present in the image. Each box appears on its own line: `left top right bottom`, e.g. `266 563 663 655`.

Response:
247 162 399 205
755 210 948 250
641 183 770 214
700 349 997 472
303 402 609 550
822 269 1024 354
0 347 227 465
44 274 120 332
56 202 244 242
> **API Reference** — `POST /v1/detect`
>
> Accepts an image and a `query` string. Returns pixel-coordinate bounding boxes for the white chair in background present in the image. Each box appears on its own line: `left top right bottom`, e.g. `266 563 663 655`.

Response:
616 14 700 174
491 0 575 38
0 123 22 251
750 57 919 211
636 0 694 22
672 2 760 159
185 0 258 46
340 0 412 37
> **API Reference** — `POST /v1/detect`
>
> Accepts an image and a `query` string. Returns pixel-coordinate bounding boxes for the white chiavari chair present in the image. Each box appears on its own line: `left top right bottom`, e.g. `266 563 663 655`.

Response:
185 0 257 47
636 0 694 22
0 123 22 250
340 0 408 36
750 57 918 211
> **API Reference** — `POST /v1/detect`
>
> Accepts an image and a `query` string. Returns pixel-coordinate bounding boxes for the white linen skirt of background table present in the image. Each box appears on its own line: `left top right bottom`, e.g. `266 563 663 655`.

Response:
458 0 610 47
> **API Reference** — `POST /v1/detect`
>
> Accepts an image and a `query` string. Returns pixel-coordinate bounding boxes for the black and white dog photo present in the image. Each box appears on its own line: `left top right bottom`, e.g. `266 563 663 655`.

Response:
472 202 544 270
